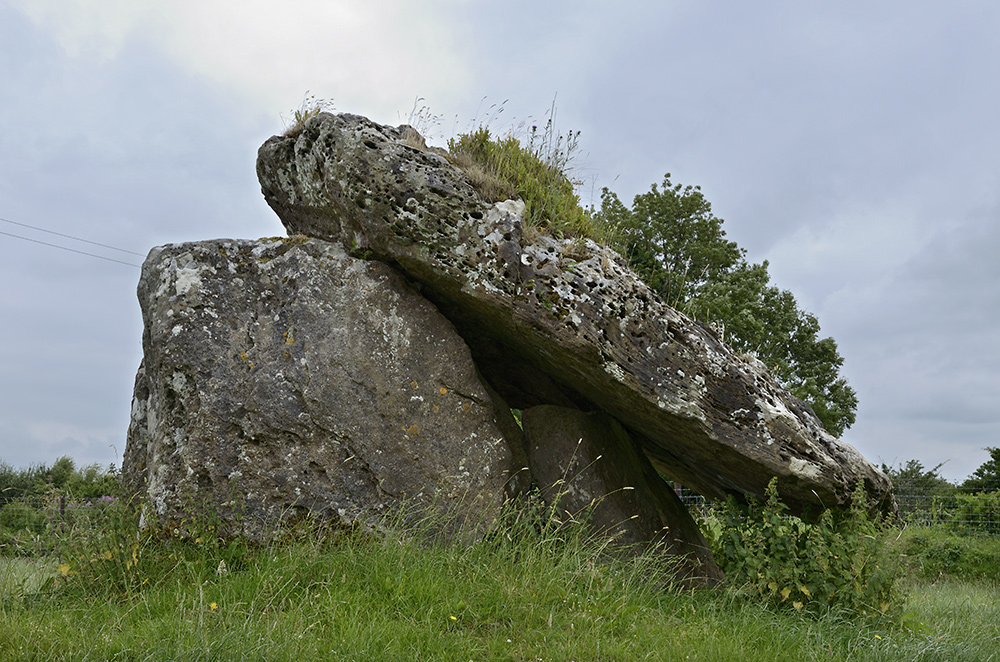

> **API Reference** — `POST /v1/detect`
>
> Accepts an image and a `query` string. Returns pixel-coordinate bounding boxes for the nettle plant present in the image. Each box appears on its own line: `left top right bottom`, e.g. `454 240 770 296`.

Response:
701 478 902 620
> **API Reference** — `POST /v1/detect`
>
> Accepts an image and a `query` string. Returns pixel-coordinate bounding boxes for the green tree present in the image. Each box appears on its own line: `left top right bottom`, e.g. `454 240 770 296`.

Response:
44 456 76 490
961 447 1000 493
881 459 955 498
596 175 857 437
0 461 46 506
598 177 743 305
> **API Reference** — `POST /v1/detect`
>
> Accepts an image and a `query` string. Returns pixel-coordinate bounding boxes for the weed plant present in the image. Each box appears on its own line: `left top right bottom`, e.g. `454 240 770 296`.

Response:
402 96 445 141
52 495 252 599
702 479 902 620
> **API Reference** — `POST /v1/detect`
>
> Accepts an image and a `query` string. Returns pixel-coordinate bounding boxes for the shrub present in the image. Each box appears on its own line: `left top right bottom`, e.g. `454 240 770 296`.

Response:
703 478 902 619
0 459 124 555
961 446 1000 493
952 490 1000 534
0 500 47 553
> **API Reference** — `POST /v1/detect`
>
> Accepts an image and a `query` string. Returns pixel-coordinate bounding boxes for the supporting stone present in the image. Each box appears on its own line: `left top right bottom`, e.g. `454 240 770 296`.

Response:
521 405 723 586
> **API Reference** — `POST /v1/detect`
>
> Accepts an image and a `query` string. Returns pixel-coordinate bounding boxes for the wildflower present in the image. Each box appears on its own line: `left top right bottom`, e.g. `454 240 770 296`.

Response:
209 602 218 611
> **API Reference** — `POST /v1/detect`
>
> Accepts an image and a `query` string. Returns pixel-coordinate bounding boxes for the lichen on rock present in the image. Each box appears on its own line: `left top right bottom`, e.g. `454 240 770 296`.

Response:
124 237 513 541
256 111 895 518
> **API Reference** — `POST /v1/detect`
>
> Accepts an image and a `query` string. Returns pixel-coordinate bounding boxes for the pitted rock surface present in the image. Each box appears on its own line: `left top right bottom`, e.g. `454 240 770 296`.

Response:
256 112 894 516
123 237 512 540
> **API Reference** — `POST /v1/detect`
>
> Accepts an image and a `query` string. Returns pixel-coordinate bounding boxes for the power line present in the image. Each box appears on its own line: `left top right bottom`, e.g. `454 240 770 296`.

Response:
0 216 145 257
0 229 141 268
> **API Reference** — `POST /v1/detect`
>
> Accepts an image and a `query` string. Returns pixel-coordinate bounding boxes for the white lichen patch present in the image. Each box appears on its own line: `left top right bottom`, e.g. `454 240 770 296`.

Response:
789 457 823 481
173 428 186 453
495 199 525 216
174 267 203 296
603 361 627 382
656 396 707 422
752 389 804 436
251 240 284 259
170 371 189 395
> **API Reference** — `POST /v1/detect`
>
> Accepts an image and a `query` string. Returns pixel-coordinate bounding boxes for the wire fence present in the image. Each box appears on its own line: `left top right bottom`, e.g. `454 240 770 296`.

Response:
3 489 999 544
676 488 1000 535
0 495 120 533
891 492 1000 533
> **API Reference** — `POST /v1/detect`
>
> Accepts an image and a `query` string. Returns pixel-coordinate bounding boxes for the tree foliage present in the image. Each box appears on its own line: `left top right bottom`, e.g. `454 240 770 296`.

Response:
596 175 857 437
880 459 955 499
596 178 743 305
961 447 1000 493
0 457 121 505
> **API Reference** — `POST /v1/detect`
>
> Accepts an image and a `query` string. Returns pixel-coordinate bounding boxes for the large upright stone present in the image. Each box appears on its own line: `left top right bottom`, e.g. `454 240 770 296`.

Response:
123 237 512 540
256 112 895 517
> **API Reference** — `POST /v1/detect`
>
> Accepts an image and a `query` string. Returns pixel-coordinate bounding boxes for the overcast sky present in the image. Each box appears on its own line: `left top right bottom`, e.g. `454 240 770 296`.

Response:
2 1 997 484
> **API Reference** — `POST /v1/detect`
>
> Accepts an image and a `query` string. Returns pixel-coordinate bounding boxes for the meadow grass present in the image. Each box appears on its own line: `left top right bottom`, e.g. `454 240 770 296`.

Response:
1 555 53 598
1 501 999 661
890 524 1000 584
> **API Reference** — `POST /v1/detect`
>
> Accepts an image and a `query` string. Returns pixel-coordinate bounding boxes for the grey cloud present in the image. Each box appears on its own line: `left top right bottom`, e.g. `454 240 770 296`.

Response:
0 10 280 469
3 1 999 489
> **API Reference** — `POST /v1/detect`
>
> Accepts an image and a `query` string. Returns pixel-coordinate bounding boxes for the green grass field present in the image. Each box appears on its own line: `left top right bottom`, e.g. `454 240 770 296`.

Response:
2 509 998 661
